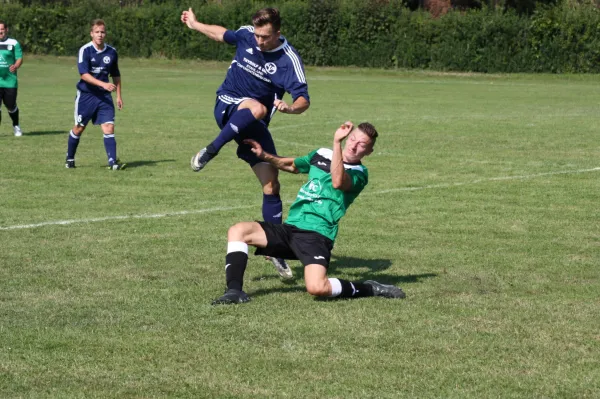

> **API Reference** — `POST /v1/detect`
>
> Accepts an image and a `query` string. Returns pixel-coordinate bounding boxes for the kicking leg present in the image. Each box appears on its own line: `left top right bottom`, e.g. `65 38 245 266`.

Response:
192 99 266 171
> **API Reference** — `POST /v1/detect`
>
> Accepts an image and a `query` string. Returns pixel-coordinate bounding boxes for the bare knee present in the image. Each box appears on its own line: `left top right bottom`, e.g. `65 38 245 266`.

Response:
228 223 249 242
101 123 114 135
305 279 331 297
262 179 280 196
72 125 85 135
248 103 267 120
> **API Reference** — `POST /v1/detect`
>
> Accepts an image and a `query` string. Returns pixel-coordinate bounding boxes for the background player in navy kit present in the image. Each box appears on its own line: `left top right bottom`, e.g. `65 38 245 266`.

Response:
181 7 310 279
212 121 406 304
65 19 125 170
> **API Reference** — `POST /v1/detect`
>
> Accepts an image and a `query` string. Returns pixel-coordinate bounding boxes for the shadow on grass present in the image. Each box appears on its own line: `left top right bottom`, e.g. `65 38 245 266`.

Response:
123 159 176 168
250 285 307 298
250 255 394 283
329 254 393 272
21 130 65 136
249 255 438 299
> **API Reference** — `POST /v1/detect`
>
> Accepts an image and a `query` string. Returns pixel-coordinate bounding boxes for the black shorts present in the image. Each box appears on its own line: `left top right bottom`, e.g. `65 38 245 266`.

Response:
255 222 334 268
0 88 17 110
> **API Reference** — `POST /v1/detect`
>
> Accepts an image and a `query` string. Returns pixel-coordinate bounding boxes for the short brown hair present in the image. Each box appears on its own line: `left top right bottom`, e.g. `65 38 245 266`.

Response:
358 122 378 147
90 19 106 31
252 8 281 32
0 20 7 29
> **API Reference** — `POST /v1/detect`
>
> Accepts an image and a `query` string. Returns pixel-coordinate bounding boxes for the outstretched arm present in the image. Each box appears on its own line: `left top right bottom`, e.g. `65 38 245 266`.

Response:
181 8 227 42
243 139 299 174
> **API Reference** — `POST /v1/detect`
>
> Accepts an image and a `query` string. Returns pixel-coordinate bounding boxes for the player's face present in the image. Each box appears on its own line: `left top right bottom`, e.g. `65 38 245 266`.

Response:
343 129 374 163
0 25 7 41
90 24 106 48
254 24 280 52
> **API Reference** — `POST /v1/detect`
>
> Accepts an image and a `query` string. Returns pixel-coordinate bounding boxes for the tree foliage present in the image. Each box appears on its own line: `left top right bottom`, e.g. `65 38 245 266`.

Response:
2 0 600 72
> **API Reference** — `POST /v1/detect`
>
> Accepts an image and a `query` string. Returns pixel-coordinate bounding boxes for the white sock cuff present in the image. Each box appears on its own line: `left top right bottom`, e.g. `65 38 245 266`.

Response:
103 133 115 138
8 106 18 113
227 241 248 254
328 278 342 297
70 130 80 139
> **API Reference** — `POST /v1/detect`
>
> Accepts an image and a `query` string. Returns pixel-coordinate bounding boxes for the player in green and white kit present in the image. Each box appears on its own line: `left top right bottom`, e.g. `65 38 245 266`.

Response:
0 21 23 136
212 121 406 304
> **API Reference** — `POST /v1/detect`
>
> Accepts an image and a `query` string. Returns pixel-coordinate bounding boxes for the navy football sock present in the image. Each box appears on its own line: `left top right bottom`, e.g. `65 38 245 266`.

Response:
66 130 81 160
208 108 256 154
103 134 117 165
262 194 283 224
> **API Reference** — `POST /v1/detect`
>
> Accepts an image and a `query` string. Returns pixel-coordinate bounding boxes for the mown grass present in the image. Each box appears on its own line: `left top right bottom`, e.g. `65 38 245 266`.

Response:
0 56 598 398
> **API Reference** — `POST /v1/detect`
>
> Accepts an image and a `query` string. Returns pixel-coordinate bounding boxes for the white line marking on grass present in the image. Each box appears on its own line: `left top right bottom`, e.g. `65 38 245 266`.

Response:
275 139 316 148
0 205 255 231
1 167 598 231
369 167 600 195
269 121 324 132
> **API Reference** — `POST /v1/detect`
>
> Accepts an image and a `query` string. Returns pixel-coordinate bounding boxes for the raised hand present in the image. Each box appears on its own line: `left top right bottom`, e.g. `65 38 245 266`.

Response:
334 121 354 143
181 8 197 29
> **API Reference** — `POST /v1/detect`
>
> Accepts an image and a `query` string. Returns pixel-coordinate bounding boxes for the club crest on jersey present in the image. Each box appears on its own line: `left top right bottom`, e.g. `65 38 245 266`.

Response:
307 179 322 193
103 56 111 64
265 62 277 74
7 45 12 50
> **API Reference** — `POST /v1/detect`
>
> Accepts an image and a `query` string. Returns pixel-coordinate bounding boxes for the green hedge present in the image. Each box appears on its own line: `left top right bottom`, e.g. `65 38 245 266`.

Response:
2 0 600 72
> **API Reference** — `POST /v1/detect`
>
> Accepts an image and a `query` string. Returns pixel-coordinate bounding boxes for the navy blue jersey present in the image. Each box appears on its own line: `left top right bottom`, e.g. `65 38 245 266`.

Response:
219 26 309 125
76 42 120 95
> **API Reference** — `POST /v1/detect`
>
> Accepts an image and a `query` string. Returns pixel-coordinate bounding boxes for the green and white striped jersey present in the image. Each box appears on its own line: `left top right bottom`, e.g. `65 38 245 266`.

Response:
0 38 22 88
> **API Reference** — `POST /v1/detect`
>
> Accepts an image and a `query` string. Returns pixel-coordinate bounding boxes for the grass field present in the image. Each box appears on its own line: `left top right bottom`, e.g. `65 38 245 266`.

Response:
1 56 599 398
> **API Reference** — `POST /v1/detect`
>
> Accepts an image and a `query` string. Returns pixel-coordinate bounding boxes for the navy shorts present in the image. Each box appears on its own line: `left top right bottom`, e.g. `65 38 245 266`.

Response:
74 90 115 126
214 96 277 167
255 222 334 268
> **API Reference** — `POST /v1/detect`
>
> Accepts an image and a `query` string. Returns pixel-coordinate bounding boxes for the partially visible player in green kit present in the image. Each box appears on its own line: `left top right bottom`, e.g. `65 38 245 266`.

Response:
0 20 23 137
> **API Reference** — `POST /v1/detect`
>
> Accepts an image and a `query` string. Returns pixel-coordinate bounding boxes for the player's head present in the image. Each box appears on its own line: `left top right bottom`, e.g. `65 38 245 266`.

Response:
90 19 106 47
0 21 8 41
343 122 378 163
252 8 281 52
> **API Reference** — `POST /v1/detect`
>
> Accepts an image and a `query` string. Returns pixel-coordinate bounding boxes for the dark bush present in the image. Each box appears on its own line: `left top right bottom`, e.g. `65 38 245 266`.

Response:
2 0 600 72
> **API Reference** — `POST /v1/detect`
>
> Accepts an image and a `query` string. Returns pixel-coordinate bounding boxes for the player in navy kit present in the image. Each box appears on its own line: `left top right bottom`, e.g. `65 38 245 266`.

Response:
181 7 310 279
65 19 125 170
